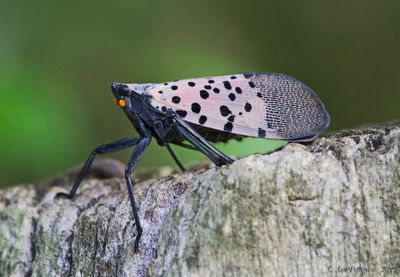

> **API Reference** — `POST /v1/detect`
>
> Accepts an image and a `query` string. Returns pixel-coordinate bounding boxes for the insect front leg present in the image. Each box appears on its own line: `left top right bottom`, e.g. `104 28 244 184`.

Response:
56 137 140 199
124 135 152 253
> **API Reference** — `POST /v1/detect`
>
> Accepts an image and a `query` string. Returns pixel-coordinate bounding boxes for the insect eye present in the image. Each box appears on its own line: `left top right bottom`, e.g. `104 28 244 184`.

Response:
118 99 126 107
113 97 126 107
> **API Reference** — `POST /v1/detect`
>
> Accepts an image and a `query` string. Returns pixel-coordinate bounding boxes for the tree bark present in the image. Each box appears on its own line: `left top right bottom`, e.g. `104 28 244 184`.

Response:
1 122 400 276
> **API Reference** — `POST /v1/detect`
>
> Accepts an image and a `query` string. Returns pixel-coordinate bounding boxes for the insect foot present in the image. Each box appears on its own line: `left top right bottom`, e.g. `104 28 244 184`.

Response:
54 191 74 199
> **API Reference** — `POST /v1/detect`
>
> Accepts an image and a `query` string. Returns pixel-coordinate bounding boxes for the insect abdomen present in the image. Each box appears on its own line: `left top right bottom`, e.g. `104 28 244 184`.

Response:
252 73 330 141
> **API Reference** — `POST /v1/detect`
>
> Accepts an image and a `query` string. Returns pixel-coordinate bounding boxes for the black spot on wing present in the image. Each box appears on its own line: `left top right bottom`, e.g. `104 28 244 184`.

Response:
191 103 201 113
220 105 232 117
230 76 237 79
258 128 266 138
245 102 252 112
158 90 163 94
257 92 263 98
200 90 209 99
188 82 195 87
208 80 215 84
249 81 255 88
228 115 235 122
243 73 254 79
171 85 178 90
204 85 211 90
224 122 233 132
172 96 181 104
223 81 232 90
176 110 187 118
161 106 167 112
213 88 220 93
199 115 207 125
228 93 236 101
235 87 242 94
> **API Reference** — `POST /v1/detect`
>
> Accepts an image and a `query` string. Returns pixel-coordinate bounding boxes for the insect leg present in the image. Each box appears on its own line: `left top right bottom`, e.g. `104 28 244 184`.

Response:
172 141 198 151
160 119 199 151
124 135 152 252
174 124 224 166
166 143 186 171
152 120 186 171
56 137 140 199
173 116 235 164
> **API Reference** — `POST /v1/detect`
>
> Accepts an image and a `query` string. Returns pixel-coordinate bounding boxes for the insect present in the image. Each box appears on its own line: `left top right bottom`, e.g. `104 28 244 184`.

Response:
57 72 330 252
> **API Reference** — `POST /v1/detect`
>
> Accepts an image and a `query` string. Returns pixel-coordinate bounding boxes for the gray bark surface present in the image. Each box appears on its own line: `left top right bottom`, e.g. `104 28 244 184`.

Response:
1 122 399 276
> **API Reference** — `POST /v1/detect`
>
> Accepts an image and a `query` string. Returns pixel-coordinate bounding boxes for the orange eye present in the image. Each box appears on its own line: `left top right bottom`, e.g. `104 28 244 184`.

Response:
113 98 118 106
118 99 126 107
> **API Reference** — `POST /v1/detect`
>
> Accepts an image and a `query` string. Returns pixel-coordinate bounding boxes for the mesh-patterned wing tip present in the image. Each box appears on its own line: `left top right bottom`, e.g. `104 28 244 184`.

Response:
254 73 330 142
286 84 330 142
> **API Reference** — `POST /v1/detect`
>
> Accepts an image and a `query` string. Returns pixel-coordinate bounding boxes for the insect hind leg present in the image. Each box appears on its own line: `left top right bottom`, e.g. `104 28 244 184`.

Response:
172 115 234 165
175 124 227 167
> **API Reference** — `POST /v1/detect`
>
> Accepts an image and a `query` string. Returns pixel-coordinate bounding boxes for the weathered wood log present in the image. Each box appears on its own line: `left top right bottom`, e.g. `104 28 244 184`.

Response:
1 122 400 276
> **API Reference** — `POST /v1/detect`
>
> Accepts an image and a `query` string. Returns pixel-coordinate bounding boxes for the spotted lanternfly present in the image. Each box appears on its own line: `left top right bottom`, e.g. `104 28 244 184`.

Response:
57 72 330 252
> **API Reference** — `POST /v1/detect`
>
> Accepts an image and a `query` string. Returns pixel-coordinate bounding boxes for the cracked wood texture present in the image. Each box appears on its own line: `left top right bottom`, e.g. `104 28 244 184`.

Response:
1 122 400 277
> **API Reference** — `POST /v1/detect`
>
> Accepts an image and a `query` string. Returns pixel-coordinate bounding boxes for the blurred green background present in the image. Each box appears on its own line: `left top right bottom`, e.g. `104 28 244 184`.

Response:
1 0 399 187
